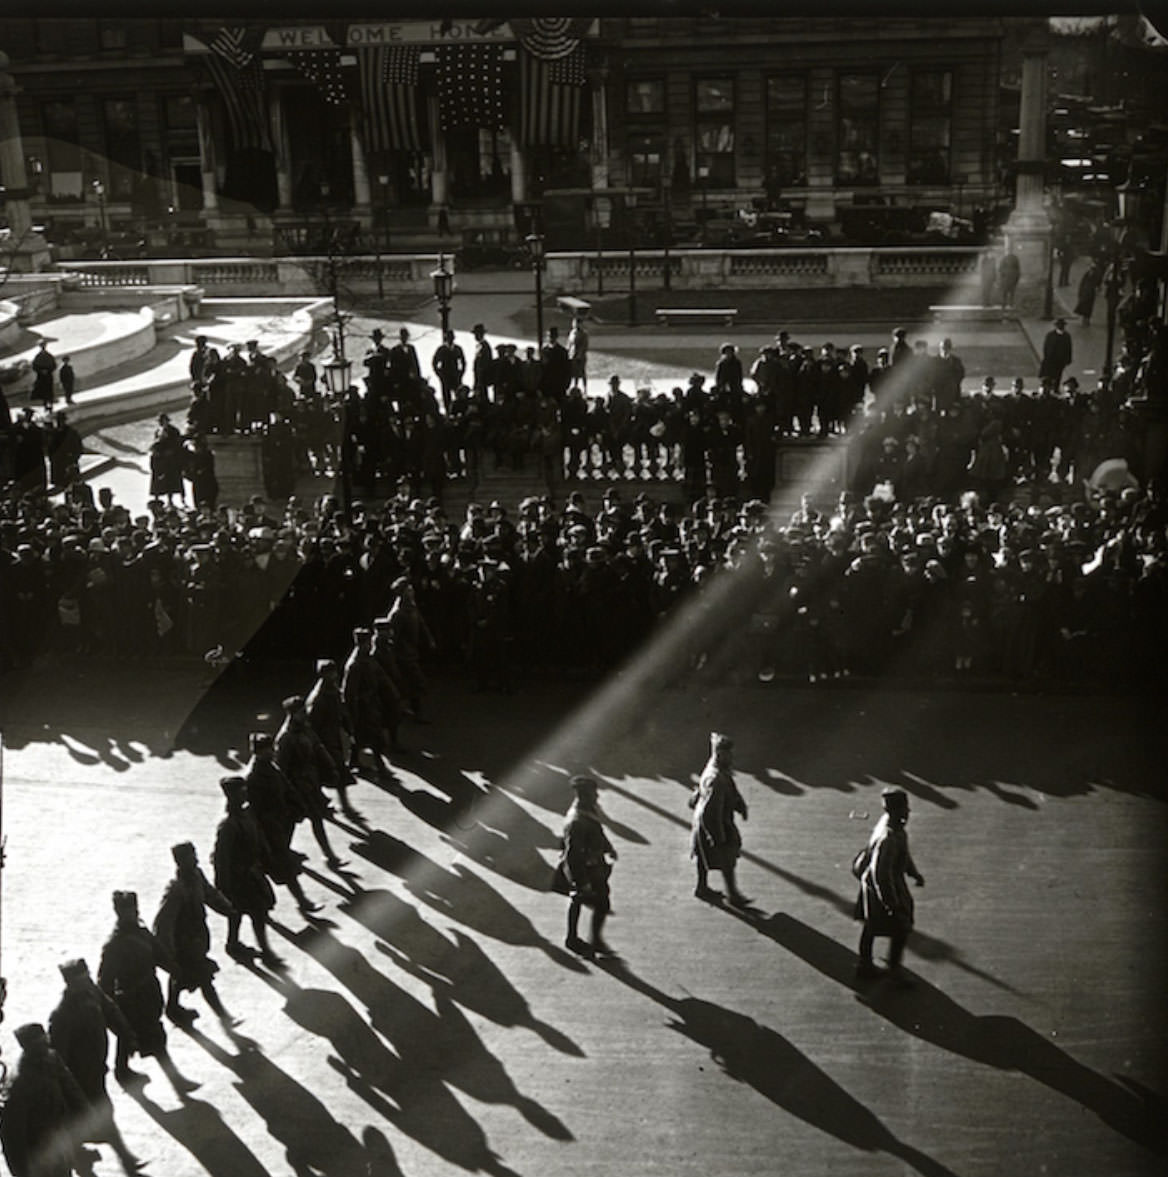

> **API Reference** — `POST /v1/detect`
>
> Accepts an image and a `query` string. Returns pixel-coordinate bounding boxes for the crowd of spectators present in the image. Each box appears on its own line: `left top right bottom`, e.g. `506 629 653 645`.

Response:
1 467 1164 688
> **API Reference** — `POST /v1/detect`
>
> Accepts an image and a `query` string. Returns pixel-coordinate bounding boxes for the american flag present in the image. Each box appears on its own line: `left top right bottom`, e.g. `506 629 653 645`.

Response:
358 45 422 153
288 48 350 106
209 26 255 69
383 44 420 86
548 45 588 86
519 50 583 149
436 44 504 131
205 38 272 153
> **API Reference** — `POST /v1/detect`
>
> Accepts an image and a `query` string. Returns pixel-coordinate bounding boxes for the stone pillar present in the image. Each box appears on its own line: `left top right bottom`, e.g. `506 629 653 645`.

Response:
269 85 293 212
510 139 527 204
0 51 51 270
349 108 372 226
428 96 449 215
589 65 610 193
1003 29 1053 317
194 96 219 215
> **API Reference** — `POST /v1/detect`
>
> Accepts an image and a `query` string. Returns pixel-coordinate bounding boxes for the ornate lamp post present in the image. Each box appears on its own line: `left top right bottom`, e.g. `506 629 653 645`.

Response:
91 178 108 257
626 190 639 327
431 253 453 338
526 231 545 348
323 347 354 522
1103 182 1135 389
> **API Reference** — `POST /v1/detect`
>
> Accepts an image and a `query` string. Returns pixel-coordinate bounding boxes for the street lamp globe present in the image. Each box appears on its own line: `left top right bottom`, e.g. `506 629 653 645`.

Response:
526 232 545 263
323 356 352 396
431 254 453 304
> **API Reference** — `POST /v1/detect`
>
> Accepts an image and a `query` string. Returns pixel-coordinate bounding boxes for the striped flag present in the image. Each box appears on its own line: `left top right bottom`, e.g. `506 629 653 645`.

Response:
209 26 255 68
358 45 422 152
288 48 350 106
518 49 583 149
548 45 588 86
436 44 504 131
205 44 272 152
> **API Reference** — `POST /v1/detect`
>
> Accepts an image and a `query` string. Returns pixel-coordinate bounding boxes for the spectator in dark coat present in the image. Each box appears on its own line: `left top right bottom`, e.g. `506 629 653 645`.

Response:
1039 318 1073 392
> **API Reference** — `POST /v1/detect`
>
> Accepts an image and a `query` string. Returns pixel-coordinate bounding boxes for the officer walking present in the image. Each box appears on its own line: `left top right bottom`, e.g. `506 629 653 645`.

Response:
556 775 618 958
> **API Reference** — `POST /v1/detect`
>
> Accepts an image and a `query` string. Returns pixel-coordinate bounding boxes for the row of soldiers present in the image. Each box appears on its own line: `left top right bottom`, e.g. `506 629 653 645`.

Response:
0 610 441 1174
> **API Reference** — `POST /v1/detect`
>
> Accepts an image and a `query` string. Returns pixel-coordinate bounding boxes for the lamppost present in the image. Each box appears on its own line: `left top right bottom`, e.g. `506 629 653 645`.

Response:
91 177 108 257
1103 182 1135 389
323 344 353 522
526 231 545 349
697 164 710 246
662 174 673 292
626 190 638 327
431 252 453 338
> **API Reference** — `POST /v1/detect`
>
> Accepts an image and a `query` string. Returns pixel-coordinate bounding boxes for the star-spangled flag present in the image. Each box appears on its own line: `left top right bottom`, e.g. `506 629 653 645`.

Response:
548 44 588 86
204 43 272 152
209 26 255 69
519 50 583 149
358 45 423 153
508 17 594 61
383 44 420 86
289 48 350 106
436 44 504 131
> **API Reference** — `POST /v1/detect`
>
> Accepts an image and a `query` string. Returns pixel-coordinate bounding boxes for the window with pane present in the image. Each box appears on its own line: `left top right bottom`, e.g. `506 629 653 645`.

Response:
837 72 879 186
626 79 665 116
694 77 735 187
765 74 807 189
102 97 141 198
908 69 952 184
628 131 665 189
42 99 83 199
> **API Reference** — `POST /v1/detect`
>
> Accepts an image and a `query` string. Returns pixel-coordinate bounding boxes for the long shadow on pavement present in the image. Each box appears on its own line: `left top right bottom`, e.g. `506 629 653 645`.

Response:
599 957 959 1177
336 883 584 1054
351 828 588 970
729 906 1168 1158
124 1084 271 1177
288 923 573 1135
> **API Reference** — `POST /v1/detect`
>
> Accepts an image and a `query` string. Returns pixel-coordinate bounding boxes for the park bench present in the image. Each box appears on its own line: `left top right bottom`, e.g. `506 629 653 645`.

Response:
556 295 591 317
655 307 738 326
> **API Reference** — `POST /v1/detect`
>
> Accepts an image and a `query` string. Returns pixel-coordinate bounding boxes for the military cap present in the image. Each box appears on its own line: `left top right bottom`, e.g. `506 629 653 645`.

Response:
352 626 372 640
881 787 909 812
59 958 89 981
392 576 411 593
15 1023 47 1049
219 775 248 802
112 890 138 914
171 841 197 866
250 732 274 751
281 695 305 714
569 774 599 794
315 658 337 674
710 731 733 752
372 616 392 630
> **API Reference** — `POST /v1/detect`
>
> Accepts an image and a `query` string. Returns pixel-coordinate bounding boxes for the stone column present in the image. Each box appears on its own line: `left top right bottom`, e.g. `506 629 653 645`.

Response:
0 51 51 270
510 138 527 204
428 96 449 217
269 84 293 212
194 95 219 214
1003 26 1053 317
349 107 372 227
589 64 610 193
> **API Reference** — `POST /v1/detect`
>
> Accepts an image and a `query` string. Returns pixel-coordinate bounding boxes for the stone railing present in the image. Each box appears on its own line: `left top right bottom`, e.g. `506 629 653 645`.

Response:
57 254 449 297
546 246 982 291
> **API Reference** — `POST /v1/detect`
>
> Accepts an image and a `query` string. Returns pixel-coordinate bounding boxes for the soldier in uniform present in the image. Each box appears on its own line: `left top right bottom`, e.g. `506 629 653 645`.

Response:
306 659 358 818
212 776 281 966
153 842 237 1026
48 959 139 1169
0 1022 87 1177
342 626 399 779
385 576 434 721
555 775 618 957
363 327 390 406
689 731 751 906
245 732 322 915
275 696 346 868
853 786 925 983
97 890 196 1091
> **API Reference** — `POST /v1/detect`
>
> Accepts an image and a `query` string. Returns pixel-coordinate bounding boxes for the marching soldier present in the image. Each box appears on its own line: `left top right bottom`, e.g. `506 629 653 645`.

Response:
212 776 281 967
555 775 618 958
306 658 359 817
153 842 237 1026
689 731 751 906
275 695 347 868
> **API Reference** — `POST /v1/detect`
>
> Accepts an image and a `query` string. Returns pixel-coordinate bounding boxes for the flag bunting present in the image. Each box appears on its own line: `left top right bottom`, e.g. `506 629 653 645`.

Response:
509 17 594 61
519 49 583 149
358 45 423 153
288 48 350 106
205 32 272 153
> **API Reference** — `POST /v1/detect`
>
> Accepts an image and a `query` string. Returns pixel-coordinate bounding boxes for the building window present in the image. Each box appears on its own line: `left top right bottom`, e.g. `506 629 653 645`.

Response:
628 131 665 190
98 23 128 51
837 72 879 186
908 69 952 184
42 99 83 199
765 74 807 190
102 97 141 199
626 79 665 116
694 77 735 187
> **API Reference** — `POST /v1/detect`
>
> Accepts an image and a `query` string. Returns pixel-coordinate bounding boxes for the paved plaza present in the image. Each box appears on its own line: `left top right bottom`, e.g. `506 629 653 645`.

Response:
1 645 1165 1177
